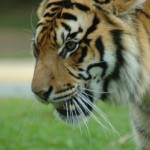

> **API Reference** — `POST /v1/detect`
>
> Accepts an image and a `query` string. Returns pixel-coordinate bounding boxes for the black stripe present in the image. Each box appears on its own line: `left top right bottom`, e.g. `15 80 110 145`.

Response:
104 0 111 3
56 86 75 94
78 62 108 81
45 20 52 23
56 12 61 18
41 26 48 33
94 0 110 4
54 93 73 101
74 3 90 12
61 33 65 43
137 9 150 20
44 86 53 101
56 107 81 116
46 1 64 9
102 30 124 100
78 73 91 80
95 37 108 78
83 15 99 45
37 22 43 28
64 1 90 12
67 69 81 80
100 62 108 78
64 0 73 9
56 92 93 117
75 96 93 116
95 37 104 60
69 27 83 39
38 34 46 46
61 22 71 32
84 15 100 38
69 32 80 39
87 62 107 75
61 13 77 21
36 24 48 44
51 7 60 12
83 39 91 46
78 46 88 63
53 30 57 44
44 12 56 18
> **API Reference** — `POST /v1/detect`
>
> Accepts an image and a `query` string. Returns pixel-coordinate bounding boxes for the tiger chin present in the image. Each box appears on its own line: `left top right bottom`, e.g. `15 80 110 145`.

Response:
31 0 150 149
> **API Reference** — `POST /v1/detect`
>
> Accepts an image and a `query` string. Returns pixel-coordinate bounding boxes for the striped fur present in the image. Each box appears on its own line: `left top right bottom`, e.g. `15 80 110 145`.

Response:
32 0 150 149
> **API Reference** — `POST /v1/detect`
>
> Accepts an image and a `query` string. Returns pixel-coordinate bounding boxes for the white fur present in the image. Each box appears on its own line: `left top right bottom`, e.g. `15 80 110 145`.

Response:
106 34 141 104
135 0 146 9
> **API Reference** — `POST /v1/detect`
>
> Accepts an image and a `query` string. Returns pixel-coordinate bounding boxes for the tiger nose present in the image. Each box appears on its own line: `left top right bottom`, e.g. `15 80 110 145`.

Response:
33 86 53 101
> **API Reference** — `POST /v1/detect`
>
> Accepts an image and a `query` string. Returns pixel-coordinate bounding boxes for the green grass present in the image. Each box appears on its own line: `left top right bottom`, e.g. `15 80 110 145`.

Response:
0 99 135 150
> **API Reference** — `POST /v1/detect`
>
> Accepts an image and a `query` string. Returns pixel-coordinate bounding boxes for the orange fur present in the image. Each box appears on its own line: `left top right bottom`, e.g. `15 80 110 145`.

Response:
32 0 150 149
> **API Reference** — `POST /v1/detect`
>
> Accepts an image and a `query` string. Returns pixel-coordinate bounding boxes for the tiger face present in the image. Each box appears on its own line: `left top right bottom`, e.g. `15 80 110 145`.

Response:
32 0 143 124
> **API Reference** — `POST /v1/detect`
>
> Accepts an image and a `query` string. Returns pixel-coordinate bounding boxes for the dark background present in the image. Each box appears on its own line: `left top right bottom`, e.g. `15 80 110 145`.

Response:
0 0 41 28
0 0 41 59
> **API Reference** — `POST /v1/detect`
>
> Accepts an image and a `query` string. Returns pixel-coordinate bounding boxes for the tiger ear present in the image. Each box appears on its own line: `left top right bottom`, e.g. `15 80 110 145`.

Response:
37 0 49 19
96 0 145 15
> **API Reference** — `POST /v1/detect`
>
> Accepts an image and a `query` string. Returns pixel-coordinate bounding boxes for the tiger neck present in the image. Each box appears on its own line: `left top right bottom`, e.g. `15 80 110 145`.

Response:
136 9 150 35
134 6 150 105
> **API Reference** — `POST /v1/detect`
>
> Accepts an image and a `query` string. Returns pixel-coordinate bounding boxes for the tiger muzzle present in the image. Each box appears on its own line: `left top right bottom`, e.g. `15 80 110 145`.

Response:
32 86 53 101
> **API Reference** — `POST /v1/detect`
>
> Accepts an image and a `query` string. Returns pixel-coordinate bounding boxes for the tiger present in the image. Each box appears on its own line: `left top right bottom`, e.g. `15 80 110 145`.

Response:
31 0 150 149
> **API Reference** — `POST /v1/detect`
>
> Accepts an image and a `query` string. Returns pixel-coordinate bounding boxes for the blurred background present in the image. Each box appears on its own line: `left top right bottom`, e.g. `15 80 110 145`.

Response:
0 0 41 98
0 1 135 150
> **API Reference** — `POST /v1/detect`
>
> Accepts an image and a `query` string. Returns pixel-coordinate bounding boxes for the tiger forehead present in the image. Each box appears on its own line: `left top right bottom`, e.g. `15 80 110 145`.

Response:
44 0 96 10
38 0 97 25
35 0 98 47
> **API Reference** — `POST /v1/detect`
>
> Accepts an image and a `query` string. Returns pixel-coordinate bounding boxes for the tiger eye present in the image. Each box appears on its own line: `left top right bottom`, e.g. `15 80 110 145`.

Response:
65 41 77 51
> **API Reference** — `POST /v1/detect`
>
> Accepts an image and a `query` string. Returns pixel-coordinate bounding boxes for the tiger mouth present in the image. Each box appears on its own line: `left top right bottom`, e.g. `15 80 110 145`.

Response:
55 98 92 116
53 92 93 124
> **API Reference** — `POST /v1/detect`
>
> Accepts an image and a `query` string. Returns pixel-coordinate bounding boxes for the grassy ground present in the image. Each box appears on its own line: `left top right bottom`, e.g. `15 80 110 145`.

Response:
0 99 136 150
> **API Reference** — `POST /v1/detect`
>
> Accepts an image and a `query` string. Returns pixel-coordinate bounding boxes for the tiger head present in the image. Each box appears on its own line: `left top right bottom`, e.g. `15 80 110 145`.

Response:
32 0 144 124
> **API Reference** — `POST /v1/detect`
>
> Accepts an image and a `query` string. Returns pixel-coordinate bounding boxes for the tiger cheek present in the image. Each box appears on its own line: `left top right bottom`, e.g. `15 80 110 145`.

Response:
68 49 82 65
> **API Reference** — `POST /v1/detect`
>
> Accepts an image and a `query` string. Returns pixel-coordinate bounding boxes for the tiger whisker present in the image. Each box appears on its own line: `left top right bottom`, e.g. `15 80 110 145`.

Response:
69 101 73 125
29 101 41 130
79 91 98 102
82 87 114 95
73 99 92 146
30 6 36 31
73 102 83 136
78 91 119 135
17 100 36 139
75 92 108 130
67 101 71 125
71 104 76 130
22 28 34 34
76 94 110 137
65 102 69 124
